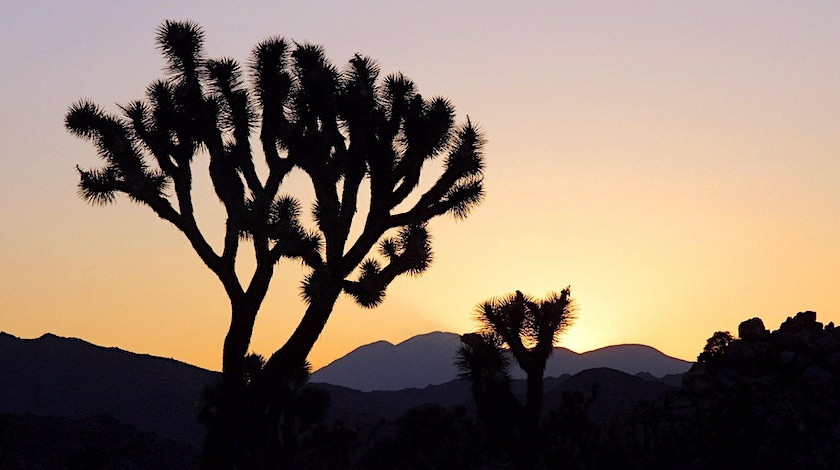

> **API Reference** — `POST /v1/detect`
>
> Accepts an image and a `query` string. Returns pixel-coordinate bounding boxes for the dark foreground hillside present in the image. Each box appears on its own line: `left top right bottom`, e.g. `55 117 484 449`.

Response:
0 332 216 450
8 316 837 469
0 413 198 469
315 312 840 469
0 332 680 468
0 370 674 469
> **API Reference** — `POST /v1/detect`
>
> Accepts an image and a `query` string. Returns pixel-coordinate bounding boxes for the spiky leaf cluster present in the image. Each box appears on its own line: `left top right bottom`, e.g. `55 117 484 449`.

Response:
66 101 169 206
456 332 511 383
343 224 432 307
475 289 575 373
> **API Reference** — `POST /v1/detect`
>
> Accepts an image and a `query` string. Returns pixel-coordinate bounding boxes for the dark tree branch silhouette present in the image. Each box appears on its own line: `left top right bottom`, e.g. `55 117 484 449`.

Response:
66 20 484 469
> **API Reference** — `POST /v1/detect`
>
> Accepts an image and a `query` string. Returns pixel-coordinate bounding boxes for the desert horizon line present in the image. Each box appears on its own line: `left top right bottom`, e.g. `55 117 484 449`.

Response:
0 328 697 371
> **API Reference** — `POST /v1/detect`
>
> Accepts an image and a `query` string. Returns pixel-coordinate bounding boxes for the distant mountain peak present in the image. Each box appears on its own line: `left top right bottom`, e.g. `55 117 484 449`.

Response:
311 332 462 392
348 339 394 350
397 331 458 343
584 343 672 354
312 331 693 391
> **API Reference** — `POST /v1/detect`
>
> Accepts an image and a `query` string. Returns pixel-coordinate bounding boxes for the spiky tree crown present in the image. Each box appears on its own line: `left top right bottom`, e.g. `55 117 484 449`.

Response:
66 20 485 308
465 288 575 374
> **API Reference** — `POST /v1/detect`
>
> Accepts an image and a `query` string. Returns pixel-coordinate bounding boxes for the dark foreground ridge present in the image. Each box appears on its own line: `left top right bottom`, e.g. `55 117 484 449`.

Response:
0 331 680 468
0 413 198 469
3 314 837 468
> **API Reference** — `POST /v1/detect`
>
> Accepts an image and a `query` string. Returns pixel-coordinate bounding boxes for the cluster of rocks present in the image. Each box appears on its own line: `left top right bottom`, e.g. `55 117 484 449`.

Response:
682 311 840 469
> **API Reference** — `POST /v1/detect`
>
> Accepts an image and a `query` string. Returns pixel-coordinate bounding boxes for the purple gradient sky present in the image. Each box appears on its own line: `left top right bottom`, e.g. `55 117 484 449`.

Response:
2 1 839 370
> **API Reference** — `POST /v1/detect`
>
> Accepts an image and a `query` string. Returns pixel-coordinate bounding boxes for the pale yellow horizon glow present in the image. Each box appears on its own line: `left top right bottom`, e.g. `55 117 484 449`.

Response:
1 1 839 372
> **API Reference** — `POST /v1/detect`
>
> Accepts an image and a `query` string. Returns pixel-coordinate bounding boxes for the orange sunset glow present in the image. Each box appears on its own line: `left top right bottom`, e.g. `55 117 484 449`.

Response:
2 1 839 373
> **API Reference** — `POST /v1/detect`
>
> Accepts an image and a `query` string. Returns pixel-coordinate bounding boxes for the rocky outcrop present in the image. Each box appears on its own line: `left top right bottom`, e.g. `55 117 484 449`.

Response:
736 317 768 340
682 311 840 469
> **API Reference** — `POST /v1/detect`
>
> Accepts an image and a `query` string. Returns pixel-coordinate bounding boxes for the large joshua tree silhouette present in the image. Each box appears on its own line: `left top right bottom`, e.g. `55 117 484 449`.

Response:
457 289 574 469
66 20 484 469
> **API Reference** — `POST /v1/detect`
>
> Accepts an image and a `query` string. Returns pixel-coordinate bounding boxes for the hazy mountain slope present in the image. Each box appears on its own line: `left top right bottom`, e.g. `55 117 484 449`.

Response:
312 332 692 391
311 331 462 391
541 344 692 378
0 332 217 450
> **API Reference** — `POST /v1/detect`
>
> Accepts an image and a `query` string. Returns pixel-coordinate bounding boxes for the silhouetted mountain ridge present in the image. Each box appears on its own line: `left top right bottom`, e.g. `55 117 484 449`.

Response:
0 331 217 450
311 332 692 391
0 330 688 456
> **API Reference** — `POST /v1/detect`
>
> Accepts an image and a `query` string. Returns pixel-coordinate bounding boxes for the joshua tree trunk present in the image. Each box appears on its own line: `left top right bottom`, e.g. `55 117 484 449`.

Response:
199 279 343 470
515 368 546 470
524 369 544 431
200 302 259 470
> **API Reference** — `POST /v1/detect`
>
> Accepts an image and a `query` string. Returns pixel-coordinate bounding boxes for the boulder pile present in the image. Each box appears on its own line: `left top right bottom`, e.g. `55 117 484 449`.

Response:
683 311 840 469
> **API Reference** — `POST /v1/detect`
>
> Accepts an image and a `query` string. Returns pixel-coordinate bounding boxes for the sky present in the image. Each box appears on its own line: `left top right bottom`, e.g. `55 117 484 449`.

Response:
2 1 839 371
